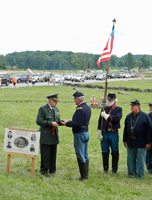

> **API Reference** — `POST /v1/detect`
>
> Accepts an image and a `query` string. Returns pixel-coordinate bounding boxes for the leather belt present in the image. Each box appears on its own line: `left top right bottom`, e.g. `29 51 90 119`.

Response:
81 126 88 128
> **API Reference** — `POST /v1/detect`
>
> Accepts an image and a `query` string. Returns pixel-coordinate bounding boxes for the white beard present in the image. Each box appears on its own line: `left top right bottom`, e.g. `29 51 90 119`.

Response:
107 101 115 107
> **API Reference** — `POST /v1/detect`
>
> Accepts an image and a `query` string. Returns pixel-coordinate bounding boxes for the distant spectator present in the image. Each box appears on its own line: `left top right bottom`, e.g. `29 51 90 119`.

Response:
32 75 36 86
47 75 50 86
98 97 104 103
26 75 29 86
12 76 17 88
90 95 97 108
51 76 56 86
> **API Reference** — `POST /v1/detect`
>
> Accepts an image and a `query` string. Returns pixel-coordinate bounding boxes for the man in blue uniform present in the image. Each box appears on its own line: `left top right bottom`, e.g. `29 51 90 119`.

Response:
97 93 122 175
146 101 152 173
123 99 151 179
36 93 63 177
62 91 91 181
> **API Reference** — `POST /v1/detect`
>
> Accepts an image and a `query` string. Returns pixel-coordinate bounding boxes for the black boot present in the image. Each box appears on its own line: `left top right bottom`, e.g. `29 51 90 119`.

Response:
102 152 109 174
77 157 83 178
112 152 119 175
86 160 89 179
77 158 87 181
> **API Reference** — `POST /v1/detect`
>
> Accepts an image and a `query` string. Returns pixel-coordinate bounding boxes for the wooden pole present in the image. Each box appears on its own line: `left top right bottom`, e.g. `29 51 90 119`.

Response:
101 59 110 130
101 19 116 132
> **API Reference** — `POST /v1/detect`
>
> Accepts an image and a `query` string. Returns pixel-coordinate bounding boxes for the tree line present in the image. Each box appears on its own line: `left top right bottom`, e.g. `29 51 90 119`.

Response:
0 51 152 71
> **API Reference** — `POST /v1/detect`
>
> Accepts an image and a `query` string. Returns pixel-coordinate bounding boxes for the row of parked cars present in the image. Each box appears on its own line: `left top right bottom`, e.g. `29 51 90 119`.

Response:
64 72 138 82
108 72 138 79
0 71 139 86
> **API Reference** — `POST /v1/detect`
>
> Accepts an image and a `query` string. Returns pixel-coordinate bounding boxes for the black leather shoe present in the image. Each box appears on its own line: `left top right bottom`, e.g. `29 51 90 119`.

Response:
112 171 116 175
43 172 50 177
102 170 108 174
49 171 56 174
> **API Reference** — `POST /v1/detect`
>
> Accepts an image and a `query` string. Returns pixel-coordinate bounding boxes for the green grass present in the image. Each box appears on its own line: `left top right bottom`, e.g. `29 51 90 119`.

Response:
0 80 152 199
91 79 152 90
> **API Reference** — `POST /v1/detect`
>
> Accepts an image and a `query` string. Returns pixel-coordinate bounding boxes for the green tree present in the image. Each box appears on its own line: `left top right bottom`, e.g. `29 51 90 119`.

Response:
71 53 91 71
139 55 150 68
125 53 136 69
135 61 143 69
0 62 6 69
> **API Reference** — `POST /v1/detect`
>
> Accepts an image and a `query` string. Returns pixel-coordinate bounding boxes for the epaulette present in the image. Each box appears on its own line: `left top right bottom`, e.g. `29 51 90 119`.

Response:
77 107 82 110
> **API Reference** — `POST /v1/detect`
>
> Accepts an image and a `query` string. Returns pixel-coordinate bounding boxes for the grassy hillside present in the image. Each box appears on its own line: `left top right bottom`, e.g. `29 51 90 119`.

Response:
0 80 152 199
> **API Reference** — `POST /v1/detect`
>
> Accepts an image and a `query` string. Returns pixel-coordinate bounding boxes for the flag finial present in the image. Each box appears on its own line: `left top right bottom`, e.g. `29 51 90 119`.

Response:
112 19 116 26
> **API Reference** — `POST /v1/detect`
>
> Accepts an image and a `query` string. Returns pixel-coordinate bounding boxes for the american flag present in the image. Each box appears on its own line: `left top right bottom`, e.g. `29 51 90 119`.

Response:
96 25 115 68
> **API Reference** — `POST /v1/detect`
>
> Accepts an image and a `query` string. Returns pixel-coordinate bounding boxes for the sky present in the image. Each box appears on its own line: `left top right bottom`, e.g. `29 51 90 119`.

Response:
0 0 151 57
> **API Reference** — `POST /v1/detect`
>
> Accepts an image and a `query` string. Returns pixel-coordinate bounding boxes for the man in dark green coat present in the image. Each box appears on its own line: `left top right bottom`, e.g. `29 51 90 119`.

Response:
36 93 62 177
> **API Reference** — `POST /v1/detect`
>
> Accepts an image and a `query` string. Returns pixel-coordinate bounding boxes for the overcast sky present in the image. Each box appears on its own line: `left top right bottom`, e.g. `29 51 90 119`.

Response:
0 0 151 57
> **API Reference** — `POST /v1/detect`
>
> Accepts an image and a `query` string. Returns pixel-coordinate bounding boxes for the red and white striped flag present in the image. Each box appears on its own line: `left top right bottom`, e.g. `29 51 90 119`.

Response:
96 26 115 68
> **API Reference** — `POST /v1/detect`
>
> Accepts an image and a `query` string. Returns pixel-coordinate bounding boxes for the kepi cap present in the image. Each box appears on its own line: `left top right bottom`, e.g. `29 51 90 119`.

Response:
108 93 116 100
148 102 152 106
73 91 84 99
130 99 140 106
46 93 59 102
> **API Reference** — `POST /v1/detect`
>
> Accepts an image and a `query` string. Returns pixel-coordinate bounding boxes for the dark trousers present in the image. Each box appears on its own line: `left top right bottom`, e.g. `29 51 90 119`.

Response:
146 148 152 173
40 143 57 173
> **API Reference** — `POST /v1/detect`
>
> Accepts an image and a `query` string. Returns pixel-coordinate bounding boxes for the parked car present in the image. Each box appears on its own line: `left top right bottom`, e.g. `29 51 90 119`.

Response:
71 74 85 82
108 73 113 79
93 72 99 79
0 72 10 86
32 73 44 82
64 73 75 81
115 72 123 78
96 73 105 80
122 73 126 78
39 73 45 82
83 73 94 80
54 74 64 83
111 73 116 79
124 73 131 78
131 73 138 78
103 73 106 79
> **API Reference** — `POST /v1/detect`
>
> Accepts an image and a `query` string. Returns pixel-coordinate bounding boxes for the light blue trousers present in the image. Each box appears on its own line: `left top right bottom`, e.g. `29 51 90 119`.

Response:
73 132 89 163
127 147 146 179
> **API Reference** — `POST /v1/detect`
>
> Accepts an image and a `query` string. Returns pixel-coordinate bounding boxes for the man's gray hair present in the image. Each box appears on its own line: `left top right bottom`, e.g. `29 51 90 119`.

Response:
78 96 85 101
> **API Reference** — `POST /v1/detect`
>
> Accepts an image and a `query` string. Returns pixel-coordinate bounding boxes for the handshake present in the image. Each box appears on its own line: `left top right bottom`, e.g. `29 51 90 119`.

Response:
60 119 70 126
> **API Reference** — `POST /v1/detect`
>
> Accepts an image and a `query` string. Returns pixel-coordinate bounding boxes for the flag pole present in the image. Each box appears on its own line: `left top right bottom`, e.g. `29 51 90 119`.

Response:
101 19 116 131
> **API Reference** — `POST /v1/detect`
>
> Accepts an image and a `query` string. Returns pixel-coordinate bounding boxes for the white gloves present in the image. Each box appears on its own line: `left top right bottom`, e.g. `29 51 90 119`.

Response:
101 111 110 121
97 129 103 141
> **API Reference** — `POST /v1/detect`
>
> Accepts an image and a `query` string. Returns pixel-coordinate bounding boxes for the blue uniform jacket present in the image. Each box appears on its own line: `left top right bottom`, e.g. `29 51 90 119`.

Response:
98 104 122 132
123 110 152 148
66 102 91 133
148 113 152 143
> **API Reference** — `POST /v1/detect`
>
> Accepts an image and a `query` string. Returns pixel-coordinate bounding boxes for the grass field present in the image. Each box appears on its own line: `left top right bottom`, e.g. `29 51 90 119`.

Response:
0 80 152 200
